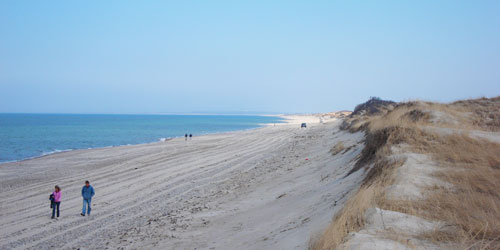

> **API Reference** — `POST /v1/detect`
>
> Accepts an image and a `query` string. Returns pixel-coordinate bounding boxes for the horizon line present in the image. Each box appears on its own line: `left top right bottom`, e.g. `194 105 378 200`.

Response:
0 111 303 116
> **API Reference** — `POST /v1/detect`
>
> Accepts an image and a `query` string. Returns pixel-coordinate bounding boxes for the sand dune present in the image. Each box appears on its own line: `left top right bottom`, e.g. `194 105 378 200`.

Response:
0 116 364 249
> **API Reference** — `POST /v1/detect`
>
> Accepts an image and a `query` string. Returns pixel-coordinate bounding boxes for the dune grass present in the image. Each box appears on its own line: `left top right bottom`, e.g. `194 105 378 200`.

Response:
330 142 345 156
310 96 500 249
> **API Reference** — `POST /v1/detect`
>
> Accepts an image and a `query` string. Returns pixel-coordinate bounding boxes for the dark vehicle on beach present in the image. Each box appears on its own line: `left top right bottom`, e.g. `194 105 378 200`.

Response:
301 123 307 128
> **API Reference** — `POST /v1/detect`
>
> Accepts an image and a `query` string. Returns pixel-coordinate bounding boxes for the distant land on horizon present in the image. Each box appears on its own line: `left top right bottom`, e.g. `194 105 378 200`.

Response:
0 111 338 116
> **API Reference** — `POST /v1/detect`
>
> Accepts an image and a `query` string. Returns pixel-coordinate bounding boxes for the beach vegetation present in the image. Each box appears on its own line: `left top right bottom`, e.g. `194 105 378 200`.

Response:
310 96 500 250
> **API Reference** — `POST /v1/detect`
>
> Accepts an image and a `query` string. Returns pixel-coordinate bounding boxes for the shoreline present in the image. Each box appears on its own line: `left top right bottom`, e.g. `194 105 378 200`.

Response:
0 113 362 250
0 114 303 166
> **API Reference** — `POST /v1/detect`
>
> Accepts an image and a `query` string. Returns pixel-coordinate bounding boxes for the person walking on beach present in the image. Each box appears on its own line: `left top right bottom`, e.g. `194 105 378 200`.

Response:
189 133 192 140
81 180 95 216
185 133 188 141
51 185 61 219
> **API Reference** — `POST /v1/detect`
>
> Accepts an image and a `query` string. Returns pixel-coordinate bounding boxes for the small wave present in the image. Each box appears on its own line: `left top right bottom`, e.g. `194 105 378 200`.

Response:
41 149 73 156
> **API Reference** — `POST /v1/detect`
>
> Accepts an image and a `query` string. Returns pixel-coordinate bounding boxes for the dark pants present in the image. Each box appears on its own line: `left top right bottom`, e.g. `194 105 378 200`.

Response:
52 202 60 218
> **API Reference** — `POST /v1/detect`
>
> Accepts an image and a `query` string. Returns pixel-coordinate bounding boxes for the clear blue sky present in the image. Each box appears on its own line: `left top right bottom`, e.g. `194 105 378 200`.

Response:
1 1 499 114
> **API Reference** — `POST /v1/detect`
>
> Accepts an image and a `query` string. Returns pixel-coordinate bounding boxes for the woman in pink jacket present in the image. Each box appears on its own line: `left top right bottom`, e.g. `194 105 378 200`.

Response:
51 185 61 219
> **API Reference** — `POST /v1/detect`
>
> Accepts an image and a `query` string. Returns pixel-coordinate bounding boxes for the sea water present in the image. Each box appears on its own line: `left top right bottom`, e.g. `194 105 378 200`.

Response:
0 114 284 163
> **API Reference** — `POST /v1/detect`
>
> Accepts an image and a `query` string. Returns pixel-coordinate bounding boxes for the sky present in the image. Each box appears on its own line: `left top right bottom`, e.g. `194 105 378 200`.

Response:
0 1 499 114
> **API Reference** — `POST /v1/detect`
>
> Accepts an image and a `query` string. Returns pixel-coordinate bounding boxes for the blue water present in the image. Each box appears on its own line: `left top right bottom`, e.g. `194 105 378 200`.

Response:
0 114 284 163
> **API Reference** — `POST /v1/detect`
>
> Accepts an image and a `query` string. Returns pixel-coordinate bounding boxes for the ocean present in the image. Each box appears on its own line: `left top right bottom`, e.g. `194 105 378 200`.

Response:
0 114 285 163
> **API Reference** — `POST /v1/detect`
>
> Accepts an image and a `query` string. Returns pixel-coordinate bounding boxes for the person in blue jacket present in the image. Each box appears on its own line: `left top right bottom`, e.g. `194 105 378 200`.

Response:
81 180 95 216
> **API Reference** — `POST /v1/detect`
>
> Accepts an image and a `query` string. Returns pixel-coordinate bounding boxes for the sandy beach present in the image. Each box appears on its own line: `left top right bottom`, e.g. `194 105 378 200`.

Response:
2 1 498 248
0 115 365 250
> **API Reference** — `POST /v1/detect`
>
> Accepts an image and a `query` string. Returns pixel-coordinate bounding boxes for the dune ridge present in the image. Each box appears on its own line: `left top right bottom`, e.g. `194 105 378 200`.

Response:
311 97 500 250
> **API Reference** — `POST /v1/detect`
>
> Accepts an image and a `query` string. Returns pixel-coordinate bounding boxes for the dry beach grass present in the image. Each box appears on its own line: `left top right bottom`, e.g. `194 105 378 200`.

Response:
1 98 498 249
311 96 500 250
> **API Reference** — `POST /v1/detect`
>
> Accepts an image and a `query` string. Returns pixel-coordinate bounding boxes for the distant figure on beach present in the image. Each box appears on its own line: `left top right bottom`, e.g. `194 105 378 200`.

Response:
185 133 188 141
51 185 61 219
81 180 95 216
189 134 192 139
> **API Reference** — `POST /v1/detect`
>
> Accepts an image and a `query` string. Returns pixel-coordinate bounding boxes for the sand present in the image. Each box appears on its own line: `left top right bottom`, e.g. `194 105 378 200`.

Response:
340 149 446 250
0 115 365 250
